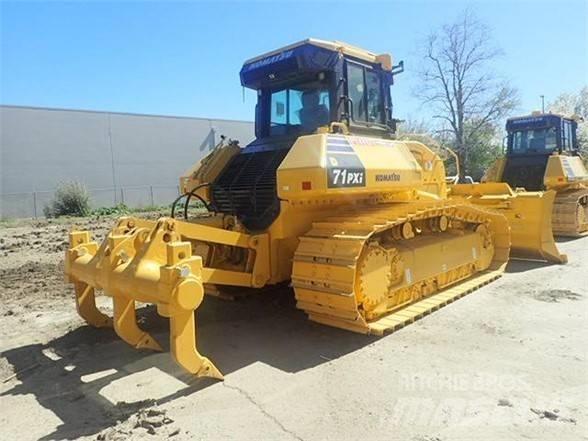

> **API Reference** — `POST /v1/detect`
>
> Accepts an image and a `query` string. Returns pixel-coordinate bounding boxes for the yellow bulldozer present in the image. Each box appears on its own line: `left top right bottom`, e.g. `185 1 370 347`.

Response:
65 39 563 380
481 112 588 237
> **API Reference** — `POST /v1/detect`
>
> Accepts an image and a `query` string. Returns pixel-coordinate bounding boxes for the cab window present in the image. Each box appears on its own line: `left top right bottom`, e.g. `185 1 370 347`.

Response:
366 70 383 123
511 127 557 153
562 121 574 150
346 62 384 125
270 90 288 134
269 85 330 136
347 64 366 122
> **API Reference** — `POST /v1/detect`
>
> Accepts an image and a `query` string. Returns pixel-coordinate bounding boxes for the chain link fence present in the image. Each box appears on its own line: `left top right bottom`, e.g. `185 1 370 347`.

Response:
0 185 181 219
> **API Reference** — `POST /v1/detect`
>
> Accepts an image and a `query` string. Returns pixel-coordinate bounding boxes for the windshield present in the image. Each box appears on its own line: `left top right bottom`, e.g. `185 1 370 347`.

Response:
269 85 330 136
510 127 557 154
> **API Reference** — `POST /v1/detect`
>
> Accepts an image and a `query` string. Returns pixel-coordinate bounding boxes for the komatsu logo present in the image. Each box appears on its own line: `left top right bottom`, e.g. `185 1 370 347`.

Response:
243 50 294 72
375 173 401 182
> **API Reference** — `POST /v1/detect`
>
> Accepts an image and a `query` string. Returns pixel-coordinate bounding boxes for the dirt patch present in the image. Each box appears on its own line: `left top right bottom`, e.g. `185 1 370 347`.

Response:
498 398 513 407
0 215 155 314
96 406 179 440
0 218 110 257
0 261 72 305
531 289 582 303
530 408 577 424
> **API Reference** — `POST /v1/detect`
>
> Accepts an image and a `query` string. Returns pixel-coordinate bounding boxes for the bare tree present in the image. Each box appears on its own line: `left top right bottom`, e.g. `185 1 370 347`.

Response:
396 117 432 137
415 11 519 178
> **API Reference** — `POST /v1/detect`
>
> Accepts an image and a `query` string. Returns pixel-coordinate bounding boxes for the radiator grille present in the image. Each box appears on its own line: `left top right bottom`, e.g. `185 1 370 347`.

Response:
503 155 549 191
211 149 289 230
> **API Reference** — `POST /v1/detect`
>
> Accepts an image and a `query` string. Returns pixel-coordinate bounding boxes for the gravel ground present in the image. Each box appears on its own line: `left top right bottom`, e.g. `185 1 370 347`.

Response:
0 216 586 441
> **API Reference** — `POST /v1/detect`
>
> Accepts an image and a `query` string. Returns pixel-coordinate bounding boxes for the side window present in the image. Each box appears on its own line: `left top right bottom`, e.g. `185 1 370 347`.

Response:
270 90 287 135
561 121 572 150
347 64 366 122
289 90 303 125
318 90 330 109
346 63 384 124
512 131 526 152
545 127 557 150
366 70 383 123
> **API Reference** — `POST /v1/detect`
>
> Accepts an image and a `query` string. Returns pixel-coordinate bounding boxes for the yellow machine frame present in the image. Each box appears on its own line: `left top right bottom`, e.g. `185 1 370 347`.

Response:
65 132 519 379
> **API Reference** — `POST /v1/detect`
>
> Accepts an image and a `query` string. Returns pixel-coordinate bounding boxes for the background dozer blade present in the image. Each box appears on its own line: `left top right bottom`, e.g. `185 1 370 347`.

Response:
450 184 567 264
505 190 567 263
65 217 223 380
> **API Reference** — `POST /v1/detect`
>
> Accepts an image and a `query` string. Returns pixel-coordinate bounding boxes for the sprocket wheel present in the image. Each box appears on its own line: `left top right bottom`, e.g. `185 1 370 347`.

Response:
357 243 403 310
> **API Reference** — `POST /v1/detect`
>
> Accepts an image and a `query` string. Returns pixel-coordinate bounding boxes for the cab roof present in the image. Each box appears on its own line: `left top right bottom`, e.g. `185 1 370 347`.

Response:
240 38 394 90
243 38 393 71
506 113 576 131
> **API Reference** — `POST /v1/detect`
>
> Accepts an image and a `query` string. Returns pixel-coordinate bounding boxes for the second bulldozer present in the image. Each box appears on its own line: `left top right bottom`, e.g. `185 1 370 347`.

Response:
65 39 560 380
483 112 588 237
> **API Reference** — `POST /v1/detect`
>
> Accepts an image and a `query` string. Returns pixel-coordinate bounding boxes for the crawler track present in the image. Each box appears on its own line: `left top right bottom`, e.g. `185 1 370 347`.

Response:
291 201 510 334
552 188 588 237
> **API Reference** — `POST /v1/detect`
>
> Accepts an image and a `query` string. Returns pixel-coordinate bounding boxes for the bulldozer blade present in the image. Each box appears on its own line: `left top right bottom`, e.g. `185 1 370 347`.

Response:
65 217 223 380
506 190 567 264
450 184 567 264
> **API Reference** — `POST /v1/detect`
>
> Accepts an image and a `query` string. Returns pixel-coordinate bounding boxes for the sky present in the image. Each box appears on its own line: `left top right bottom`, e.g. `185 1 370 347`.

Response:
1 0 587 123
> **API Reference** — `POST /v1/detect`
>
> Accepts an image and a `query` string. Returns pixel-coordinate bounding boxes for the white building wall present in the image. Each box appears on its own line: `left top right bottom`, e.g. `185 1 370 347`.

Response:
0 105 254 217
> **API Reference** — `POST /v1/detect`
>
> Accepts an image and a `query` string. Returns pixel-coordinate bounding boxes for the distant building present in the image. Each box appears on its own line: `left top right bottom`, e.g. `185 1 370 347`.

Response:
0 105 254 217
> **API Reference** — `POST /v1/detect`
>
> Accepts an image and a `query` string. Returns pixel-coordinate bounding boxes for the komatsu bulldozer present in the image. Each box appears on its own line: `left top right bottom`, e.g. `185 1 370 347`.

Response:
482 113 588 236
66 39 559 380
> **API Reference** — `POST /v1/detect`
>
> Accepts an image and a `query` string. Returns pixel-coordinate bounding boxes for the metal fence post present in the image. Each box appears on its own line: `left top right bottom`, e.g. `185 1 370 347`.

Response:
32 192 37 219
150 186 154 206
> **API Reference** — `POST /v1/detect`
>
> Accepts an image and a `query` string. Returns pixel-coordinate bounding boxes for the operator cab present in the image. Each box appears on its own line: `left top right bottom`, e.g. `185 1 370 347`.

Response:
503 113 580 191
506 113 579 156
211 39 403 230
240 38 404 150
